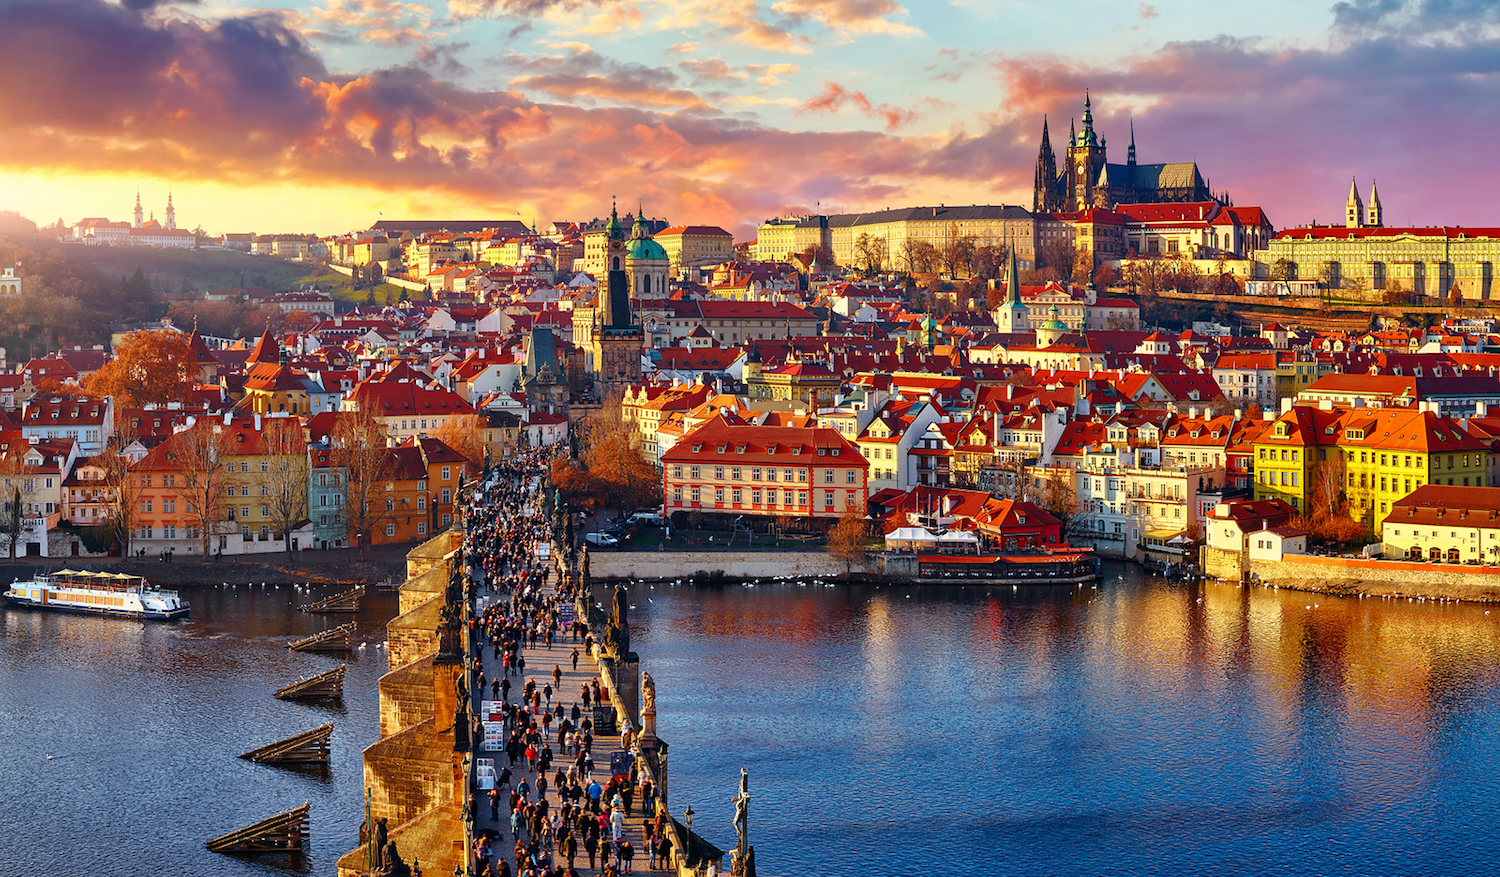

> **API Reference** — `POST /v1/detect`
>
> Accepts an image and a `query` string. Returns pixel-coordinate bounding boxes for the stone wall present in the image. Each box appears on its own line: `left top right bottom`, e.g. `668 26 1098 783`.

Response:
1204 547 1245 582
592 550 855 580
387 596 442 669
1248 554 1500 601
362 718 456 825
380 654 435 739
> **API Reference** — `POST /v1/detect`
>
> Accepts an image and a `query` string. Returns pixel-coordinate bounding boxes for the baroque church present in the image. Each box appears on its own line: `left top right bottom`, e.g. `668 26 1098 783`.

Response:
1033 94 1222 213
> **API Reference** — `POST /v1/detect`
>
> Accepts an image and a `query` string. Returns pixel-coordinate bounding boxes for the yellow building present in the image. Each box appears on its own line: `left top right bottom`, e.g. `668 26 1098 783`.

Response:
1261 224 1500 299
1382 484 1500 562
652 226 734 274
1253 402 1489 531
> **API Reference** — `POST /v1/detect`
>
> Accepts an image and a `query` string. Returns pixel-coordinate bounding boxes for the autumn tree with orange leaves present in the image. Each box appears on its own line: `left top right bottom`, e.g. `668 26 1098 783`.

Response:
84 329 197 408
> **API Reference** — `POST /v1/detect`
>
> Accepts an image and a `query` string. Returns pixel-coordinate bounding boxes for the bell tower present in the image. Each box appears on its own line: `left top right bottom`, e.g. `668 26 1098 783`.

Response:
590 199 645 395
1345 178 1365 229
1065 93 1108 211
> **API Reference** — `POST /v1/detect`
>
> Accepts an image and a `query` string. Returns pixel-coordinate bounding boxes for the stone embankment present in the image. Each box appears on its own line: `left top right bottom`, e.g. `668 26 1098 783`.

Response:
1211 550 1500 602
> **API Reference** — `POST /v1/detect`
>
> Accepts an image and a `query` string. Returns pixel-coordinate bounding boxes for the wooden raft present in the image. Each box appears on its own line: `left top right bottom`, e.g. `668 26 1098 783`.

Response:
300 587 363 614
274 664 345 701
239 724 333 764
206 802 309 853
289 622 355 653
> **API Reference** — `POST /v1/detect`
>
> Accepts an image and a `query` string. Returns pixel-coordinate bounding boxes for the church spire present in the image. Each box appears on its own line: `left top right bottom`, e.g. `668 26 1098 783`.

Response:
1367 179 1383 227
1345 176 1365 229
1080 90 1097 147
1127 117 1136 166
1069 117 1076 148
1034 115 1059 213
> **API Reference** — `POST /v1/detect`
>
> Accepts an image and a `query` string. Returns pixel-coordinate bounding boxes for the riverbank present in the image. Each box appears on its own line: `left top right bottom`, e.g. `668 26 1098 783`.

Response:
1211 551 1500 603
0 545 408 587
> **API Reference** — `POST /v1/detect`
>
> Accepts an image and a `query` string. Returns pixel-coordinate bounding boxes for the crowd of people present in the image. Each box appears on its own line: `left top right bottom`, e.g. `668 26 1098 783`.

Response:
458 448 673 877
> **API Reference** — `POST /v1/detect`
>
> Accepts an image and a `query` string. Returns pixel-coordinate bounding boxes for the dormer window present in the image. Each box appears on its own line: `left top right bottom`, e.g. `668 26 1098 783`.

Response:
792 447 801 455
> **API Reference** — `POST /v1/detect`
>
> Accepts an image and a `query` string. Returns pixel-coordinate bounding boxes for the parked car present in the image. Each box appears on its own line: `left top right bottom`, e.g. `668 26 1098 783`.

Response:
584 532 619 547
628 511 666 526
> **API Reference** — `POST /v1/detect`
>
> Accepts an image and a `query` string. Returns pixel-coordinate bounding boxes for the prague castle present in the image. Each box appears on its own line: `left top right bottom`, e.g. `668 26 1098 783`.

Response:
1033 94 1220 213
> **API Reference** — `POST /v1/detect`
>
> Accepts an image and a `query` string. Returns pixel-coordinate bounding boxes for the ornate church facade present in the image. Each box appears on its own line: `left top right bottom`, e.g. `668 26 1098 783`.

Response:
1033 95 1221 213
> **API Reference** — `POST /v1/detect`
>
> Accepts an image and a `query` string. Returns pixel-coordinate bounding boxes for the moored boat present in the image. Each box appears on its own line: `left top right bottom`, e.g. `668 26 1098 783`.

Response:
4 569 189 620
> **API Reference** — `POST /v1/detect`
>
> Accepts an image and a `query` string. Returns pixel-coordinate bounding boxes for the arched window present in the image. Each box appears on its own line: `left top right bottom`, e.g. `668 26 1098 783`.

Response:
642 275 651 295
613 257 621 270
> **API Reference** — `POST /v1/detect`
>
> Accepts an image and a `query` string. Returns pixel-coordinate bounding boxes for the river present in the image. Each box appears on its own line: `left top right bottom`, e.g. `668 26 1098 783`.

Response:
4 566 1500 876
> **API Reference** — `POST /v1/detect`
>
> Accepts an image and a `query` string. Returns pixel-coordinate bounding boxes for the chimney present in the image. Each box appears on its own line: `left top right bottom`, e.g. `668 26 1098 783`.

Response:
1233 408 1242 421
1188 406 1198 420
1479 402 1489 418
1280 397 1293 415
1319 398 1333 411
253 413 261 431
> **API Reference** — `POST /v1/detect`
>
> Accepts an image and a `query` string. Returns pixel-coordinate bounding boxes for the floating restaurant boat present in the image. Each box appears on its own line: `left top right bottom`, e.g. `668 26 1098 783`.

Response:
3 569 189 620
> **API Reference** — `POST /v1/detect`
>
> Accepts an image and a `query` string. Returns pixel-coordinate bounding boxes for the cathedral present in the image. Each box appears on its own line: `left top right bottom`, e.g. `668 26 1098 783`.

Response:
1033 94 1221 213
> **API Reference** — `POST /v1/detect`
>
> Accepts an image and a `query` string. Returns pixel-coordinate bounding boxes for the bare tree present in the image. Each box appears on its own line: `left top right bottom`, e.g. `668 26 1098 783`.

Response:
100 441 137 558
826 506 867 575
167 420 235 557
1036 466 1084 543
334 408 396 559
263 417 309 556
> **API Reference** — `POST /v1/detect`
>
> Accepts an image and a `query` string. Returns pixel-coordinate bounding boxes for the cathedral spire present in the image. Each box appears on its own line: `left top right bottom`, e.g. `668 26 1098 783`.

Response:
1367 179 1383 228
1345 176 1365 229
1034 115 1059 213
1069 117 1076 148
1080 90 1097 146
1127 118 1136 166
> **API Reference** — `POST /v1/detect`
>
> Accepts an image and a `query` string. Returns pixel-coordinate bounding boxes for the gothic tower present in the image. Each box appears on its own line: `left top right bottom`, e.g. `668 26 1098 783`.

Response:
1345 177 1365 229
1127 118 1137 167
1032 116 1061 213
1065 92 1108 211
1367 180 1383 228
591 200 645 395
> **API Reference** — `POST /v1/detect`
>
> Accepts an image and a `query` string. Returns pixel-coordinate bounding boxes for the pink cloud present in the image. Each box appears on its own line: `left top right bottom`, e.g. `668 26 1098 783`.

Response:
798 81 918 131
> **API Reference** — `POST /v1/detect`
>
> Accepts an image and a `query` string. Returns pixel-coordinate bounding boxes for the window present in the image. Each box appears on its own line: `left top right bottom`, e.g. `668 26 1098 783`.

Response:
846 470 857 483
386 499 395 511
441 488 451 504
260 485 269 496
418 522 427 535
142 500 153 513
824 491 834 507
164 499 174 513
766 468 777 482
441 466 451 481
386 524 396 537
691 487 700 503
674 487 683 503
418 480 426 490
240 462 249 472
261 505 270 517
798 491 807 506
241 506 250 519
690 466 700 479
673 465 683 479
825 470 834 483
715 467 725 480
714 488 724 504
417 496 426 510
260 461 269 472
733 488 742 503
785 469 795 481
752 489 761 504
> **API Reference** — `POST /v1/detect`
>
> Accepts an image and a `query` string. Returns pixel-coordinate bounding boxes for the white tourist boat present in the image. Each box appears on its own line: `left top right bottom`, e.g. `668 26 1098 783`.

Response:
4 569 189 620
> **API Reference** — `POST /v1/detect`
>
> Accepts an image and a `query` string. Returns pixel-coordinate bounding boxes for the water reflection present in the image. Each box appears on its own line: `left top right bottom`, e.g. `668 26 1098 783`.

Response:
0 583 390 877
636 565 1500 877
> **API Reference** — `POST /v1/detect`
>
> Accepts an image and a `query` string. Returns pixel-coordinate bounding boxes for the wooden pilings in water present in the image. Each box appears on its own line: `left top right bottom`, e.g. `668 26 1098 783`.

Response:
274 664 345 701
299 587 363 614
206 803 310 853
289 622 356 653
239 724 333 764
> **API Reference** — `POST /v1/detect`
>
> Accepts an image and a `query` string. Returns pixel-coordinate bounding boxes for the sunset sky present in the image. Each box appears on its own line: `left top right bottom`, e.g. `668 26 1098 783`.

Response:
2 0 1495 239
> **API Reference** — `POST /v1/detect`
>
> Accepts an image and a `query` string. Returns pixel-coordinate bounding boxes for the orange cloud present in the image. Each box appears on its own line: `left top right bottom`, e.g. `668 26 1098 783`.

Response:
798 81 917 130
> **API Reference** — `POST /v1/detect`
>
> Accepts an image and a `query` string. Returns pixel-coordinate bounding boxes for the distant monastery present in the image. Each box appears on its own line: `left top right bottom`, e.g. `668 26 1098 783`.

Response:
72 193 194 249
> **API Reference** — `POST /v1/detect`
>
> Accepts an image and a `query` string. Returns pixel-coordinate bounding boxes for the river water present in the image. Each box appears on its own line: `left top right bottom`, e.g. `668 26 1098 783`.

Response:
0 583 393 877
5 566 1500 876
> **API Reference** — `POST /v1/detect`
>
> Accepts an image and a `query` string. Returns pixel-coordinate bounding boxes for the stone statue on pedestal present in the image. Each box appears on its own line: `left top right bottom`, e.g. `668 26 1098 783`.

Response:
603 583 629 657
371 840 412 877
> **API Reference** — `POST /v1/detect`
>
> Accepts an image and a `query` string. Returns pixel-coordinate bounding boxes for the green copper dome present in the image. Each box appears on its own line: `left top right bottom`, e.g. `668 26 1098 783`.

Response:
627 236 669 261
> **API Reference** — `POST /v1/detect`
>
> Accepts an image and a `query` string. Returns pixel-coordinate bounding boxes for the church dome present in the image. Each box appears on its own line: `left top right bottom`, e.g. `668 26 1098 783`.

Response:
627 236 669 262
